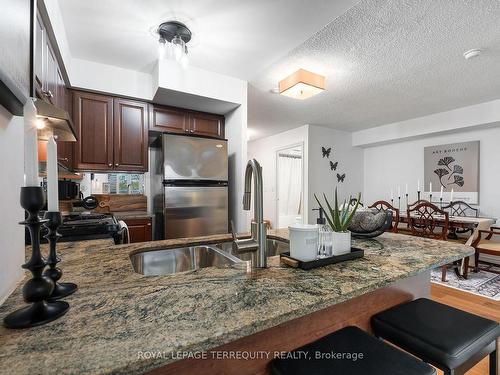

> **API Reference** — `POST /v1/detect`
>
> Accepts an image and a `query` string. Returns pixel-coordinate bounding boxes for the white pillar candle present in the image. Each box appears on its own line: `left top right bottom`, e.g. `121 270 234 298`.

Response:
417 179 420 192
450 189 454 202
405 183 408 195
24 99 39 186
397 185 401 198
440 186 443 198
46 135 59 211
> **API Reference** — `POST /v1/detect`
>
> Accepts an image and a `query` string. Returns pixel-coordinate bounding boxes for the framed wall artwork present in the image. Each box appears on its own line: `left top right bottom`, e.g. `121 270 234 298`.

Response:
424 141 479 204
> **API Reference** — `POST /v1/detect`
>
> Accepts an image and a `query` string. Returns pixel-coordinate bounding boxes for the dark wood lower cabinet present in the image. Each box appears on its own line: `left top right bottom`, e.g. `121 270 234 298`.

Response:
124 218 152 243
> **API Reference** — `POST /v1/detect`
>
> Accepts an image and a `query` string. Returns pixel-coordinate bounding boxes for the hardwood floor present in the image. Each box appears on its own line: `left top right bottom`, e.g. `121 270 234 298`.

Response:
430 283 500 375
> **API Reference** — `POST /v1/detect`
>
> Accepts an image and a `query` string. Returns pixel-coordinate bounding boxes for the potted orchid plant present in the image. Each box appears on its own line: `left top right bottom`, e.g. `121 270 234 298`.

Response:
314 188 361 255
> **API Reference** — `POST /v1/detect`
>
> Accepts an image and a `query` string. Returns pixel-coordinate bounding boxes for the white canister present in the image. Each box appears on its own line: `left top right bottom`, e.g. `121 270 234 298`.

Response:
288 224 319 261
332 231 351 256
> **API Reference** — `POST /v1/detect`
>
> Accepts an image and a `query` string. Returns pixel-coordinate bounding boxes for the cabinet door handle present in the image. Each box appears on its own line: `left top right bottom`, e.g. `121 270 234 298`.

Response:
184 129 189 132
190 129 194 133
115 163 119 167
58 158 69 162
108 163 112 167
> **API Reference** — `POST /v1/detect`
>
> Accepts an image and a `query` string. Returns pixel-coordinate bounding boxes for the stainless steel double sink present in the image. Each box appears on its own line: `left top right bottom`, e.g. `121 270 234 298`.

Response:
130 239 289 276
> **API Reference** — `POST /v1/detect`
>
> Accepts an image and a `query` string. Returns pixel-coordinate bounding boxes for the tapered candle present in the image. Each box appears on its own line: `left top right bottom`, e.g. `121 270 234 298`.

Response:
397 185 401 198
417 179 420 191
405 183 408 195
24 99 39 186
450 189 454 202
46 135 59 211
440 186 443 198
390 189 394 200
429 182 432 194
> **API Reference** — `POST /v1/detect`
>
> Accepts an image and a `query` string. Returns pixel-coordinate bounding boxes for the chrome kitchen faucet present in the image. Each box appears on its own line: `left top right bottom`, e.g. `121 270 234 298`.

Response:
231 159 268 268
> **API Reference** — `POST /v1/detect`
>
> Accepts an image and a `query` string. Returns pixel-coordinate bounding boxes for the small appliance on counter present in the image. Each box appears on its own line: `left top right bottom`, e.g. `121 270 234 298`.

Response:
58 180 80 200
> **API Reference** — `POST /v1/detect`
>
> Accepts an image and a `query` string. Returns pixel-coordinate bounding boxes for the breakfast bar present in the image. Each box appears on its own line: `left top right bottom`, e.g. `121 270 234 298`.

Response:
0 230 472 374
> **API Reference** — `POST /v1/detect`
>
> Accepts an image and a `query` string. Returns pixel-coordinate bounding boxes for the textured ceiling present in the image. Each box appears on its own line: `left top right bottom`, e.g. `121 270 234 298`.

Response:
57 0 358 80
248 0 500 139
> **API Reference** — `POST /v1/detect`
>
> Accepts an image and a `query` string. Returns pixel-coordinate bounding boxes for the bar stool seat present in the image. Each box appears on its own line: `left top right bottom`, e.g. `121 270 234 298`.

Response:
371 298 499 374
270 326 435 375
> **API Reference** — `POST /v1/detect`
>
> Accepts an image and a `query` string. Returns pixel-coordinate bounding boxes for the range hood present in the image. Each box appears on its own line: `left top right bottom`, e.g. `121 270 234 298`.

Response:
34 98 77 142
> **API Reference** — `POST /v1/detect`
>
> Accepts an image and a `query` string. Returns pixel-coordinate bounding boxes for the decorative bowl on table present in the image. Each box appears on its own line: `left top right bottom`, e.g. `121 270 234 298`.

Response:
347 208 393 238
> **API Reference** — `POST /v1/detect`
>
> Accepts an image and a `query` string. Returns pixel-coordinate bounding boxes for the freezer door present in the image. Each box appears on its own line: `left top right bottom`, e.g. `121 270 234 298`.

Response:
164 186 228 239
163 134 228 181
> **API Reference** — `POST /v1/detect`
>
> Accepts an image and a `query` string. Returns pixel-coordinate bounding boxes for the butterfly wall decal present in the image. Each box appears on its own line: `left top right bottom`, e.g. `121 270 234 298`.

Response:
329 161 338 171
321 147 331 158
337 173 346 183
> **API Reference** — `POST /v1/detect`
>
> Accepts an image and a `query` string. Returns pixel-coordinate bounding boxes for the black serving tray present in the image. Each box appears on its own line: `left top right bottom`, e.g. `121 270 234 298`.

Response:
280 248 364 270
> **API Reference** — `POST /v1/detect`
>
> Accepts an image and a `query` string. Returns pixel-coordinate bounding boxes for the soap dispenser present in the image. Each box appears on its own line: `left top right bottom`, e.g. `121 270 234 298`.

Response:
313 208 332 258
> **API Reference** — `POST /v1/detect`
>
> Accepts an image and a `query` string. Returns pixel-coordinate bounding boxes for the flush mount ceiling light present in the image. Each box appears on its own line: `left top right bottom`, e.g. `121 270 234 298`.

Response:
157 21 192 67
279 69 325 100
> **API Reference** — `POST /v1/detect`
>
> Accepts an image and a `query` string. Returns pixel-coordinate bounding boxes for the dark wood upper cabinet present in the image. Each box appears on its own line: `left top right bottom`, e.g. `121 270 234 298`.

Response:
34 13 45 97
149 104 225 139
73 91 114 171
113 98 148 172
189 112 225 138
149 105 188 134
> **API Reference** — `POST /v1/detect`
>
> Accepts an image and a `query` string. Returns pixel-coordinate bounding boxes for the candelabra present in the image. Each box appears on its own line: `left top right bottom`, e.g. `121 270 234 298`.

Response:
43 211 77 301
3 187 69 329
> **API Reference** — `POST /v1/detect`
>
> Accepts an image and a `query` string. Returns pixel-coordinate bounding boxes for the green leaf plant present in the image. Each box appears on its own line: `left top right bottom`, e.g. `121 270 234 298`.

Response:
314 188 361 232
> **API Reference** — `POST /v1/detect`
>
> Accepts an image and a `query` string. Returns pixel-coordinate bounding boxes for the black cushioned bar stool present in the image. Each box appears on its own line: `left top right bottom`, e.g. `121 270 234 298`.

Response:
372 298 499 375
270 326 435 375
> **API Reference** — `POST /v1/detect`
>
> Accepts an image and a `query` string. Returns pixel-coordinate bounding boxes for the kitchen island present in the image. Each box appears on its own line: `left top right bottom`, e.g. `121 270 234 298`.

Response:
0 231 472 375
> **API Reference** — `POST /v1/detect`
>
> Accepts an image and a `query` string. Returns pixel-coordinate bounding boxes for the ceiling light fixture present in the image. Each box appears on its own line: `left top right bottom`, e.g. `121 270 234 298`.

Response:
157 20 191 67
463 49 482 60
279 69 325 100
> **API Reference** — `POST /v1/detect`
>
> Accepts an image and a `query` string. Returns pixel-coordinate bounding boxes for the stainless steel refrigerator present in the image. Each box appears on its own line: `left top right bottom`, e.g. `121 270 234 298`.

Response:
151 134 228 240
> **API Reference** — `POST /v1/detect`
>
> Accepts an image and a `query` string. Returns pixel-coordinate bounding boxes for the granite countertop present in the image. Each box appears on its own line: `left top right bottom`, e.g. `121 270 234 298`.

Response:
0 230 473 375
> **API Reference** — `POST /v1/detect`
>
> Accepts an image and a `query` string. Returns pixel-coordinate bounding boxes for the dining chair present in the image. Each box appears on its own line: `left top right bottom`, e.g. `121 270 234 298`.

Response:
471 226 500 275
442 201 479 237
368 200 400 233
407 202 456 281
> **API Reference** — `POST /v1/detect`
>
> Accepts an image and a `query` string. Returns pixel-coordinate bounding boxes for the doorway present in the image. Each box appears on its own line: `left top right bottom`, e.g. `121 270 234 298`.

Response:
276 143 304 228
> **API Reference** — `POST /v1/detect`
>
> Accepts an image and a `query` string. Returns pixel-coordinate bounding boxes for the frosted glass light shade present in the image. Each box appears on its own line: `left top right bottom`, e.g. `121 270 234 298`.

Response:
279 69 325 100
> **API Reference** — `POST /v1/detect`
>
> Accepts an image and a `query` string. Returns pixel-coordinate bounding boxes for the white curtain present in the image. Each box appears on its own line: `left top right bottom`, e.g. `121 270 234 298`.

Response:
278 154 302 226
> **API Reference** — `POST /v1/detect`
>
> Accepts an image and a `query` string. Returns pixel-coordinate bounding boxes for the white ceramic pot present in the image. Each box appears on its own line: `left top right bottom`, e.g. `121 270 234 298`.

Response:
332 231 351 256
288 224 319 261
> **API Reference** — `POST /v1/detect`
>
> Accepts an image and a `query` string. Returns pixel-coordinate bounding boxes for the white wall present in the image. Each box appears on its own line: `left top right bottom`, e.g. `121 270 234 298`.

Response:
307 125 364 224
248 126 309 229
247 124 365 228
71 58 154 100
0 105 25 303
363 127 500 220
353 99 500 147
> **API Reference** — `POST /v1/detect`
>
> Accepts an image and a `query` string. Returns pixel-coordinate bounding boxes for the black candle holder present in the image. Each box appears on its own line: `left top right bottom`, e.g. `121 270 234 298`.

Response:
3 187 69 329
43 212 77 301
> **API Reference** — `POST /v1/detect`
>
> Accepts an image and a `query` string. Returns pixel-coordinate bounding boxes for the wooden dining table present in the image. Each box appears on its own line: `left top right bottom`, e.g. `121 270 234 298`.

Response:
397 213 496 277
